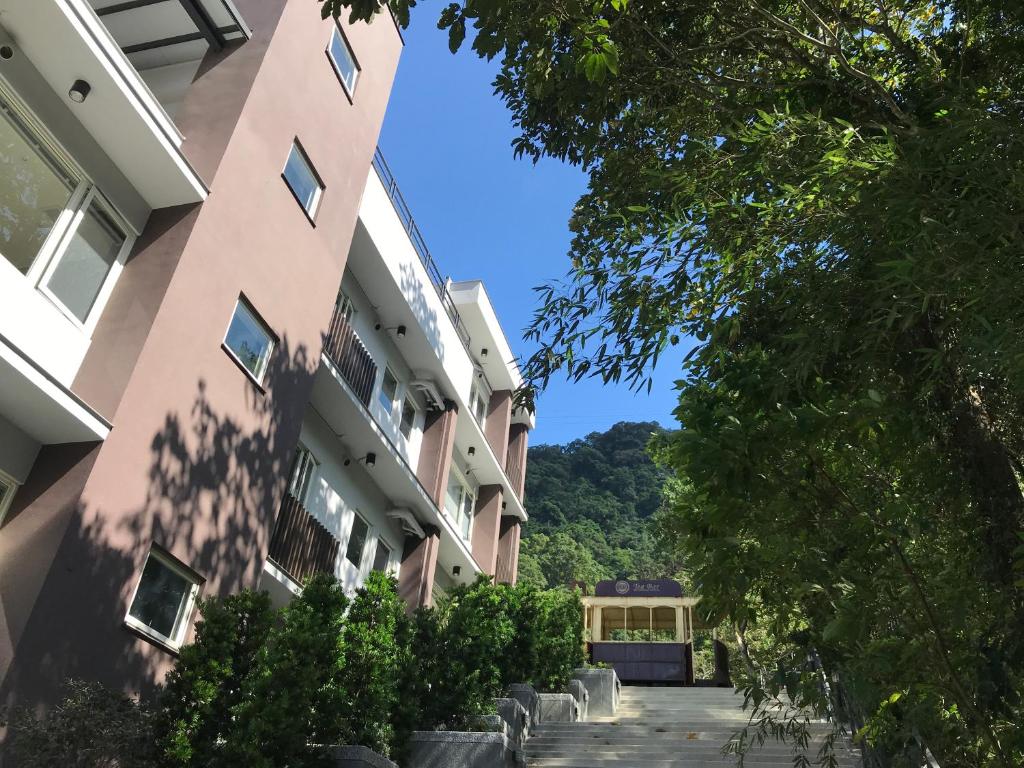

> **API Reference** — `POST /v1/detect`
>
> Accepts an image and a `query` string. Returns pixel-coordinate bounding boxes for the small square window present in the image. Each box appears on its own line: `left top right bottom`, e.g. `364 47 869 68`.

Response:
346 511 370 567
400 397 417 439
125 549 200 650
379 367 398 414
327 25 360 96
223 298 275 384
282 141 324 219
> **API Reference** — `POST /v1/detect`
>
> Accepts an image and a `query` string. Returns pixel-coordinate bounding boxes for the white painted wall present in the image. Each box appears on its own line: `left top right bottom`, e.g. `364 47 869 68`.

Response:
357 170 476 406
340 273 425 470
299 411 404 594
0 412 41 484
138 60 203 122
0 259 92 387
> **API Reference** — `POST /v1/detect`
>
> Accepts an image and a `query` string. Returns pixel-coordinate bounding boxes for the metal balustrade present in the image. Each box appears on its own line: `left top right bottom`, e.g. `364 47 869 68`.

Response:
268 494 339 584
324 308 377 407
371 148 473 353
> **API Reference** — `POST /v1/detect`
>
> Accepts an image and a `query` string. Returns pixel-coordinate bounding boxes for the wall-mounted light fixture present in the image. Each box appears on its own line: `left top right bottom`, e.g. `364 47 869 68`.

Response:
481 348 489 358
344 452 376 468
452 565 462 576
501 501 507 510
467 446 476 456
374 323 407 338
0 46 14 61
69 79 91 103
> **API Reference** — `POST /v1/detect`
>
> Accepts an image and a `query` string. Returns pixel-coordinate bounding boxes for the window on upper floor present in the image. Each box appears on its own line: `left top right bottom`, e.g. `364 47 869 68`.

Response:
288 442 318 504
346 510 370 568
372 538 394 574
469 377 490 428
327 24 360 97
335 288 356 322
444 466 476 540
0 89 134 329
0 471 17 527
282 141 324 219
125 548 201 651
379 367 399 415
223 297 275 384
399 396 418 440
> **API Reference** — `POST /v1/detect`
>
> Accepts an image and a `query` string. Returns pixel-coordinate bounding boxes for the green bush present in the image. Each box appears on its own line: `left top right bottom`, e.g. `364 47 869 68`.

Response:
3 679 160 768
158 589 274 766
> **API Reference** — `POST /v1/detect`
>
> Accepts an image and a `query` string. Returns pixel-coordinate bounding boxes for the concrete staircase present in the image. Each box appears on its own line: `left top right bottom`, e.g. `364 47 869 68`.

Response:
524 686 862 767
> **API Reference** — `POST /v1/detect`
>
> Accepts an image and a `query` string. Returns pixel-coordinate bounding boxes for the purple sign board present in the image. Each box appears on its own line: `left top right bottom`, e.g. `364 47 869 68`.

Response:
593 579 683 598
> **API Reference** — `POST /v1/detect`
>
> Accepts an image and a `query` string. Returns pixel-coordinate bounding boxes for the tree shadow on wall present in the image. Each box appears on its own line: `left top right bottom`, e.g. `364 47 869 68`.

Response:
0 337 317 720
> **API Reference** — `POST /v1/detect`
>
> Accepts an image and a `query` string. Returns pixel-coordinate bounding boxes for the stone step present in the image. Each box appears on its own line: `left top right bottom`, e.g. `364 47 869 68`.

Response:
526 760 861 768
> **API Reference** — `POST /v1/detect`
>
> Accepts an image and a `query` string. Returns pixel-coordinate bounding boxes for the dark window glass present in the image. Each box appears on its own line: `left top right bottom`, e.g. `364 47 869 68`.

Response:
128 555 190 640
346 513 369 567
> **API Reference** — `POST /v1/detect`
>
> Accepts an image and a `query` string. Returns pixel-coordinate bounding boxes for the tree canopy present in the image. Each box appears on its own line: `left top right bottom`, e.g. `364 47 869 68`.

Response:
320 1 1024 764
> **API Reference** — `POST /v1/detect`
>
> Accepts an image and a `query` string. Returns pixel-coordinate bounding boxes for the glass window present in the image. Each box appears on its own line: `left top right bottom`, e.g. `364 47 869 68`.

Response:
346 511 369 567
470 379 489 426
0 472 16 526
379 367 398 414
126 549 199 648
372 539 393 573
224 298 275 383
0 98 78 274
43 197 126 322
400 397 417 439
444 468 475 540
282 142 323 217
336 288 355 321
327 25 360 95
288 443 318 503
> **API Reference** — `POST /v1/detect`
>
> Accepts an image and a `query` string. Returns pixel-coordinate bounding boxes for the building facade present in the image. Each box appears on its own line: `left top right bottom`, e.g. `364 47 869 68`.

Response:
0 0 530 714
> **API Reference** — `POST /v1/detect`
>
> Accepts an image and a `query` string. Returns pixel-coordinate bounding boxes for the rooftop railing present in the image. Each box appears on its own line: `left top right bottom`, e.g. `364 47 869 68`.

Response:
371 148 473 354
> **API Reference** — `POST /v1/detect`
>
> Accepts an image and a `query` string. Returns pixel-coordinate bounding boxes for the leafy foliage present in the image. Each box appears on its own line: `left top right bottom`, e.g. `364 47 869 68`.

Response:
318 0 1024 764
3 680 160 768
519 421 683 589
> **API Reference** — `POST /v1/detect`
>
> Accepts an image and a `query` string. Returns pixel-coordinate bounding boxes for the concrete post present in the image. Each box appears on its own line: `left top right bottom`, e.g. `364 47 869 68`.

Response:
484 389 512 465
471 485 503 576
398 524 440 611
494 516 520 585
415 400 458 508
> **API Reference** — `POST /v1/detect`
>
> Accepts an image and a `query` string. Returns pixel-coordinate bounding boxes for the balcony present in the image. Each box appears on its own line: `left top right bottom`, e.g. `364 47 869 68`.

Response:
323 309 377 408
267 494 339 585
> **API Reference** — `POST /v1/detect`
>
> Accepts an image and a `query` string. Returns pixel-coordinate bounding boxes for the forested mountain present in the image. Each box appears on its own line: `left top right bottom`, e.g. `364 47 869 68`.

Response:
517 421 681 589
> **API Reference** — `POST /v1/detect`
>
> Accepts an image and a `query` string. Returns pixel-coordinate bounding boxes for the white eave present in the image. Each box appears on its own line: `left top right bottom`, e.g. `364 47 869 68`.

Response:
0 0 210 207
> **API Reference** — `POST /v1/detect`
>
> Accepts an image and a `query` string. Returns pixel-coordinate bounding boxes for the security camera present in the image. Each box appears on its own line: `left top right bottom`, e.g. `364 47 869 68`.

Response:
0 46 14 61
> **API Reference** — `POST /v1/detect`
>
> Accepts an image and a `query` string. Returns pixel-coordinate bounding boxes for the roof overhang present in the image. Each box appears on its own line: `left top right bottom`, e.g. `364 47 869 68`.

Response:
0 0 216 208
0 333 110 445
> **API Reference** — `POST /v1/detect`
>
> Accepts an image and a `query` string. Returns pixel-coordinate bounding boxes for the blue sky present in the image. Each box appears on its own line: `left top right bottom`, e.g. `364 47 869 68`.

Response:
378 15 687 446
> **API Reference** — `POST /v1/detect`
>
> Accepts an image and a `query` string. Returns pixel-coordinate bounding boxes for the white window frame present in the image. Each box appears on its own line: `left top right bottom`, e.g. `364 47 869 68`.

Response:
327 23 360 98
0 80 136 334
378 366 399 418
445 464 476 541
0 470 18 528
288 442 318 504
345 509 372 569
222 296 276 385
282 140 324 219
124 548 201 651
469 376 490 428
336 288 356 322
399 394 420 440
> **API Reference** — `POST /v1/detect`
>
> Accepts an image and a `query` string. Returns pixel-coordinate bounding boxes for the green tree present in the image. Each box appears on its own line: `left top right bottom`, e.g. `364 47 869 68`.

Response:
317 1 1024 764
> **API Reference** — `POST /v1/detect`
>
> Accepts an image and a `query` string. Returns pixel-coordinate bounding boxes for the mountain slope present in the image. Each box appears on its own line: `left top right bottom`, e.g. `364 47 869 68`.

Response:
518 421 679 589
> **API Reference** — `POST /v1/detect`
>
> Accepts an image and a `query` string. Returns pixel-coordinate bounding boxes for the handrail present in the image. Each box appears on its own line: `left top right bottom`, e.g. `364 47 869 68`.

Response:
371 148 474 354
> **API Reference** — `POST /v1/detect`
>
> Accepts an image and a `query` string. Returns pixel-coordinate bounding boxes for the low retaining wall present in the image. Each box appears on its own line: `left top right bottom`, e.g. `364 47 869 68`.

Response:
538 692 578 722
572 668 620 716
496 697 530 747
329 745 398 768
567 679 589 722
508 683 540 730
407 729 517 768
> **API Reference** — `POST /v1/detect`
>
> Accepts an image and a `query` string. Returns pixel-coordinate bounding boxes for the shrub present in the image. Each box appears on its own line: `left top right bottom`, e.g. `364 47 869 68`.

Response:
158 589 275 766
224 573 350 768
530 586 585 691
337 571 415 759
4 679 159 768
